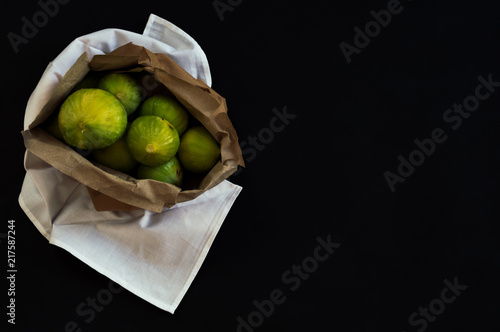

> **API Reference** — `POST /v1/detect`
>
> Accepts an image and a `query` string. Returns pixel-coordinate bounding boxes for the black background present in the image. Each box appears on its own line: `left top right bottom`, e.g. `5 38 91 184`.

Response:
2 0 500 331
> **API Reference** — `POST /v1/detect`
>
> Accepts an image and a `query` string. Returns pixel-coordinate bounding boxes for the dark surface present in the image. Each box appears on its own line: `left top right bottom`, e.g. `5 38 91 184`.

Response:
2 0 500 331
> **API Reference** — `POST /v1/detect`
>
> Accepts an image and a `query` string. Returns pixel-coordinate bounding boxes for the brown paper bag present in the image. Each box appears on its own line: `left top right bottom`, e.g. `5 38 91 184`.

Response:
22 43 244 213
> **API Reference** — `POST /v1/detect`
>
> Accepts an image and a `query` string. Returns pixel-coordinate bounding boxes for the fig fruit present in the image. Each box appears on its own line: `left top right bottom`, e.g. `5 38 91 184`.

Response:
138 94 189 135
126 115 180 166
137 156 183 187
98 73 142 115
178 126 220 173
58 88 127 150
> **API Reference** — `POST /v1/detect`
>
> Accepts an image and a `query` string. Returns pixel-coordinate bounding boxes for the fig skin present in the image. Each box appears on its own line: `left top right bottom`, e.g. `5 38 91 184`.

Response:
58 88 127 150
98 73 142 115
137 156 183 187
92 136 138 174
178 126 221 173
126 115 180 167
139 95 189 136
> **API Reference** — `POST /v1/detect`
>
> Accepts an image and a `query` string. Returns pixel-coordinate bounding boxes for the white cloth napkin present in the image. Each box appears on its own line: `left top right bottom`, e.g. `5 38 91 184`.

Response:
18 14 242 313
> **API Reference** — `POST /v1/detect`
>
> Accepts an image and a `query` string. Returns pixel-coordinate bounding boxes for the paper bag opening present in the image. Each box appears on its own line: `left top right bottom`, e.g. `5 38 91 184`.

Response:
22 43 245 213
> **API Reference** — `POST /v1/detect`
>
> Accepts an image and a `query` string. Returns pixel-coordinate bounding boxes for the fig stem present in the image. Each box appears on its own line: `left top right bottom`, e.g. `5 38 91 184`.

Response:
78 122 86 133
146 143 156 153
